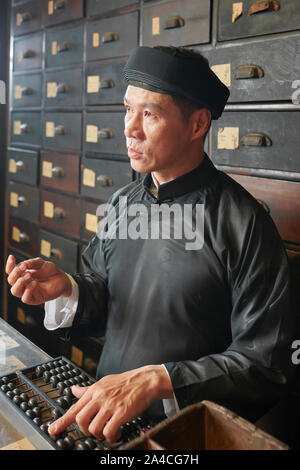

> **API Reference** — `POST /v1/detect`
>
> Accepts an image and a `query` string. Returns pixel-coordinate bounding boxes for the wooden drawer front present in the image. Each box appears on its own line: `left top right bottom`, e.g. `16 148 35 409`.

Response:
39 229 78 273
40 150 79 193
45 67 83 107
87 0 136 17
40 190 80 237
211 111 300 173
142 0 211 47
45 24 83 68
11 72 42 108
13 33 43 72
86 12 138 62
7 147 39 185
9 217 39 257
207 34 300 103
81 157 132 201
43 0 84 27
80 199 101 242
84 112 126 155
44 112 82 150
218 0 300 41
11 111 42 147
85 60 127 105
228 173 300 244
8 182 39 223
12 0 42 36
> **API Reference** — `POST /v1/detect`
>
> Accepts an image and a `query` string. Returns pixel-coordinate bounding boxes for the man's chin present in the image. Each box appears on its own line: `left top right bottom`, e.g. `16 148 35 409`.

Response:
129 158 150 174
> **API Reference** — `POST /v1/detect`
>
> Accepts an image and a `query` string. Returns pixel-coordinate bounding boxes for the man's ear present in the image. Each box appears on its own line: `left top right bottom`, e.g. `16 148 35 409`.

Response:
191 108 211 141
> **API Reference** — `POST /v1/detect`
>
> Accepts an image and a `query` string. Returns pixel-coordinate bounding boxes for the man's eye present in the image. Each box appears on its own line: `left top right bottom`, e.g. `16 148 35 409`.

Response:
144 110 152 117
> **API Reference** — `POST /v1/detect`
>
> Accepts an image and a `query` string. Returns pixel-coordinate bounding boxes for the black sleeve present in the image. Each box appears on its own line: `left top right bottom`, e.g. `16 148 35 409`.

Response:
164 208 298 421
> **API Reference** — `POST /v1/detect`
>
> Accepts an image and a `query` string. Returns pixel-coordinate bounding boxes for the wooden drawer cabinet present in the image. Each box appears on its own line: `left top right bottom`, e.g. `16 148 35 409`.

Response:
9 217 39 257
141 0 211 47
85 59 127 106
40 150 80 193
11 72 42 108
87 0 136 17
43 0 84 27
44 112 82 150
84 112 127 155
39 228 79 273
11 111 42 147
13 32 43 72
12 0 42 36
80 199 101 242
40 189 81 237
86 12 138 62
227 173 300 245
45 67 83 108
45 23 83 68
7 147 39 186
8 181 39 222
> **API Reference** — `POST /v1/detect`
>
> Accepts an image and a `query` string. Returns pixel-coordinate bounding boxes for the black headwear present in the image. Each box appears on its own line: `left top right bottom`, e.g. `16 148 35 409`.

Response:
123 46 230 119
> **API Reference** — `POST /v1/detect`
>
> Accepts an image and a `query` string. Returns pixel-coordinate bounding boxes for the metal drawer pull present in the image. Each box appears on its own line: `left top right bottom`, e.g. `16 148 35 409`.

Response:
98 128 114 139
96 175 113 187
164 16 185 29
16 160 25 171
54 125 66 135
241 133 272 147
52 166 65 178
99 78 115 89
56 83 69 94
21 87 33 95
55 0 68 10
256 199 270 214
19 12 32 23
234 64 264 80
22 49 35 58
53 207 66 219
248 0 280 15
57 42 70 53
19 232 30 243
102 32 119 43
17 195 28 206
50 248 63 260
20 123 31 134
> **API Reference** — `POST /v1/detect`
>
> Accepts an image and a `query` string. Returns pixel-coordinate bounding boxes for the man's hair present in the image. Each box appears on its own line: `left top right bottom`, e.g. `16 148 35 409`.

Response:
153 46 211 126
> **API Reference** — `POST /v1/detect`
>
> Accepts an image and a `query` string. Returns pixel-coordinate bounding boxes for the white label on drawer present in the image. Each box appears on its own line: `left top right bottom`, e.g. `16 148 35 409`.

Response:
14 85 22 99
17 307 26 325
9 159 17 174
52 41 57 55
71 345 83 366
152 17 160 35
16 13 22 26
87 75 100 94
12 226 20 242
86 125 98 143
13 120 21 135
93 32 100 48
85 213 98 233
211 64 231 88
232 2 243 23
42 160 53 178
41 239 51 258
44 201 54 218
48 0 54 15
10 192 19 208
47 82 57 98
83 168 96 187
218 127 239 150
46 121 55 138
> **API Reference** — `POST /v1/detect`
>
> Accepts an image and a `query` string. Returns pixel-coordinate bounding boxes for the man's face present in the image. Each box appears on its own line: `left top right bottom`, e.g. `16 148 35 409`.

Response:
124 85 194 176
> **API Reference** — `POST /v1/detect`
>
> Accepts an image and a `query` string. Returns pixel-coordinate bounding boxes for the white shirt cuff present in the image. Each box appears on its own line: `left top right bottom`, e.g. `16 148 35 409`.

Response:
44 274 79 330
161 364 180 418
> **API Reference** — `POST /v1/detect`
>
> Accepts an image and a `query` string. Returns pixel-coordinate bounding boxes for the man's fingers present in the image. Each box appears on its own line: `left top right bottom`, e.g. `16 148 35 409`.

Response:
5 254 16 275
21 280 39 305
48 392 91 435
7 258 44 286
71 385 89 399
102 412 123 443
88 408 113 440
74 401 100 436
10 273 34 298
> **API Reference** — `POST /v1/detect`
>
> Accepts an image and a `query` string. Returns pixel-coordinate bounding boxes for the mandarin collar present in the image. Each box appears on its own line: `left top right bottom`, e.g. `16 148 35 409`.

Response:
143 153 218 201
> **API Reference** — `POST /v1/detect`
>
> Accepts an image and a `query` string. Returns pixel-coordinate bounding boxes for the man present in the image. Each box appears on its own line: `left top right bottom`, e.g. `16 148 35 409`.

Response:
6 46 296 444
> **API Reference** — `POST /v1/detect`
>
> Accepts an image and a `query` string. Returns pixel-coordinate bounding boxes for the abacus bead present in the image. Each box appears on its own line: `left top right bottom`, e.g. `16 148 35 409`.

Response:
8 382 15 390
50 376 59 387
64 396 73 406
56 438 69 450
51 407 63 419
57 382 65 393
20 392 28 401
1 384 9 393
73 377 81 384
56 397 68 409
33 417 42 426
35 366 44 378
28 397 38 408
2 377 10 384
13 388 20 395
58 359 65 365
25 409 36 419
57 373 64 381
13 395 22 405
76 442 89 450
6 391 15 399
40 424 49 434
64 380 72 387
63 436 74 449
73 368 81 376
32 406 41 416
43 371 51 383
63 387 72 396
84 437 96 449
20 402 29 412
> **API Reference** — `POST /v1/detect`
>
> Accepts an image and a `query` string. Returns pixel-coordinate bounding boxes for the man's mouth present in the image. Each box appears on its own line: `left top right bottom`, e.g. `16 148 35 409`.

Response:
128 148 143 159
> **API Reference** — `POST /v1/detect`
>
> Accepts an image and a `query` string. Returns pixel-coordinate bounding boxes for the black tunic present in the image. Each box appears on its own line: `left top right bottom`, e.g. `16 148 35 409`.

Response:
65 154 297 422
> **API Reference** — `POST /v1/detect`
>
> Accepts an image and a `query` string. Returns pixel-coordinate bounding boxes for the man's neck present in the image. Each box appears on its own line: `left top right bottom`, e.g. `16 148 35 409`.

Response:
151 149 205 186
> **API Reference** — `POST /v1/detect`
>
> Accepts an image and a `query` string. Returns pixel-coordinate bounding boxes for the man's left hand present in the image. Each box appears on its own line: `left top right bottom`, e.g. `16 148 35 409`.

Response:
48 364 173 443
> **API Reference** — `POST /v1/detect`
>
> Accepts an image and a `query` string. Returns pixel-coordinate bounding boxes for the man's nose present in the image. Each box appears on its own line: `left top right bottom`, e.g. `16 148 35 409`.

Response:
124 113 143 139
